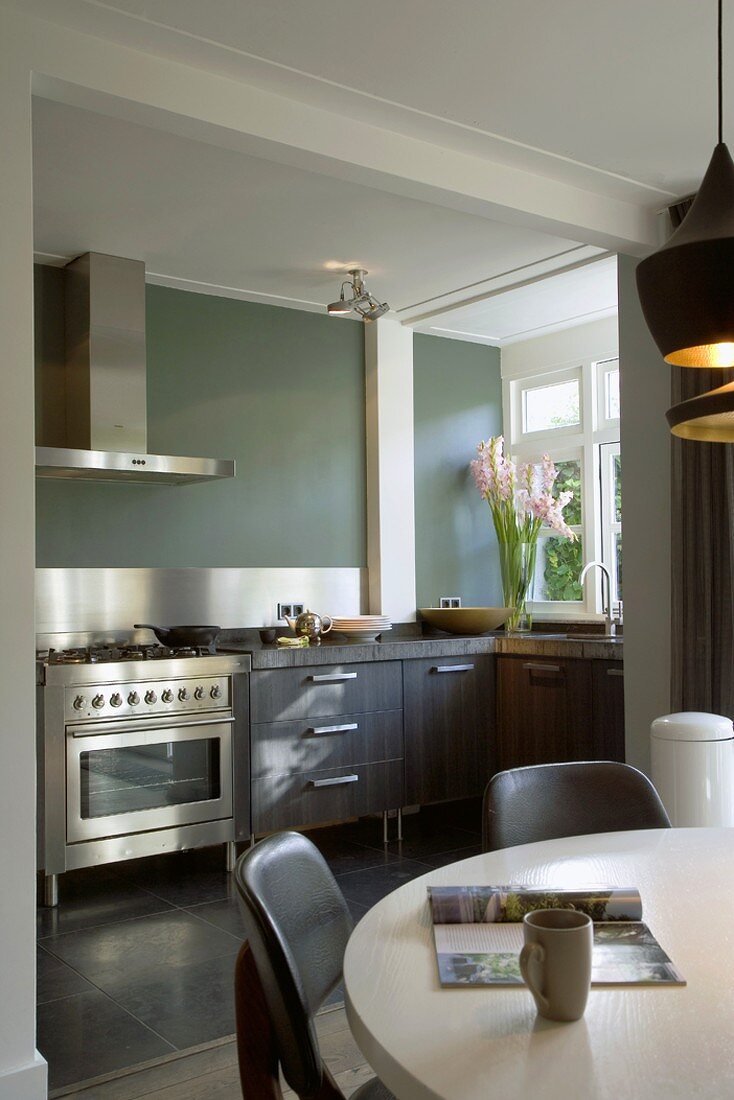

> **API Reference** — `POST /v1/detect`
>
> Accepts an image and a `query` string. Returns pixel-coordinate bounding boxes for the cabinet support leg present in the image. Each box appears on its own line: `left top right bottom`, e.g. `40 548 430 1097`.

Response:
382 810 403 844
44 874 59 908
225 841 237 873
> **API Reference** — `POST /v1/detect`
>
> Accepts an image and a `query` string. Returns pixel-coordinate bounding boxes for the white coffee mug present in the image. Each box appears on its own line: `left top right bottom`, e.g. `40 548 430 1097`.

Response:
519 908 593 1022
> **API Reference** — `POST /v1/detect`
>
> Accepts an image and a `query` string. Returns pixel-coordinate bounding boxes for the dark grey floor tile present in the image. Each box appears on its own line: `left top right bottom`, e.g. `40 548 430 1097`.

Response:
100 951 239 1050
186 897 247 940
346 898 370 926
37 989 173 1091
304 827 401 876
336 858 431 908
37 869 173 939
385 823 481 861
418 844 483 868
41 909 241 986
37 944 94 1005
117 849 236 908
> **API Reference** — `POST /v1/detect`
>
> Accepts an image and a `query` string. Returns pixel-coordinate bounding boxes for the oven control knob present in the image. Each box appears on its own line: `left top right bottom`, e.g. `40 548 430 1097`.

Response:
210 684 222 699
92 694 105 709
145 690 157 705
161 689 174 703
128 691 140 706
193 686 205 700
73 695 86 710
110 693 123 708
178 687 189 701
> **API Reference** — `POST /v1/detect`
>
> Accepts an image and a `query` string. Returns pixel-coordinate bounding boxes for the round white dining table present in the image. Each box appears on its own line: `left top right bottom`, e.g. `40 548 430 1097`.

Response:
343 827 734 1100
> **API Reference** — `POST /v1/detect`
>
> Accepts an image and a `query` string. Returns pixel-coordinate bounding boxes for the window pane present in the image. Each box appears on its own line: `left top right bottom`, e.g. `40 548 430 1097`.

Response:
522 378 580 433
553 459 582 526
533 535 583 602
613 453 622 522
603 367 620 420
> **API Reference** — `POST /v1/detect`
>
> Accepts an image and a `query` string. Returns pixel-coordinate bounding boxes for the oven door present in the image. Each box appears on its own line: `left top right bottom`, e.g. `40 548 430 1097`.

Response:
66 714 234 844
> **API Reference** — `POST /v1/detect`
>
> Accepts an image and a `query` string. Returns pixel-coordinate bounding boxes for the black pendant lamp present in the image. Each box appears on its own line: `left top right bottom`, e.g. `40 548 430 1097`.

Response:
637 0 734 441
637 0 734 369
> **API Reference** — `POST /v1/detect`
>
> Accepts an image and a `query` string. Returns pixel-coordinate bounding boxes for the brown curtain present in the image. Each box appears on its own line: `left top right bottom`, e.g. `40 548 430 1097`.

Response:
671 367 734 713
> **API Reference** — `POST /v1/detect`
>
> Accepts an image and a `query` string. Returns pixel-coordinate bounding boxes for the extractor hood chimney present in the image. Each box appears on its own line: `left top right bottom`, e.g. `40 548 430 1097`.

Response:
35 252 235 484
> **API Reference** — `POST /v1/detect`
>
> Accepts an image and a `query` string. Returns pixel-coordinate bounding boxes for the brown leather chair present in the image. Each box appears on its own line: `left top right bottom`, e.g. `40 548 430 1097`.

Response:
482 761 671 852
234 831 394 1099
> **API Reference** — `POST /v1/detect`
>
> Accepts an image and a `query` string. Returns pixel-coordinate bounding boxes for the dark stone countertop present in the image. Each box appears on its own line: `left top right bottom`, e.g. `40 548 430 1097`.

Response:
217 624 622 669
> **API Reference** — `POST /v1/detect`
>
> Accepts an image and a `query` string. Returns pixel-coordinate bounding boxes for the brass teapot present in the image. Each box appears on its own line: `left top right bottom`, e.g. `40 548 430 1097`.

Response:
282 608 333 642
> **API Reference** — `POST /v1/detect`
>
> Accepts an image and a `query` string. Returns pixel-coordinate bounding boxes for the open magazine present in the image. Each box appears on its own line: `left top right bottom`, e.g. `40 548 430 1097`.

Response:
428 886 685 987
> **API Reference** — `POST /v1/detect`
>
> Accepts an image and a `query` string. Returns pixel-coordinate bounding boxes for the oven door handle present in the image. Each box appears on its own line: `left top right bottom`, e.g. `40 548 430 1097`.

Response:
70 715 236 738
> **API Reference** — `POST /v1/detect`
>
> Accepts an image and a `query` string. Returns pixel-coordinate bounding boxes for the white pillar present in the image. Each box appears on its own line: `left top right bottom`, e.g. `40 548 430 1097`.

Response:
0 15 47 1098
365 319 417 621
617 254 671 774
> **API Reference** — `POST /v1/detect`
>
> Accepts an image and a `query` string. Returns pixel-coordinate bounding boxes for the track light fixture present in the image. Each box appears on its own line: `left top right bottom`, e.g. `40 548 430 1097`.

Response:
326 269 389 322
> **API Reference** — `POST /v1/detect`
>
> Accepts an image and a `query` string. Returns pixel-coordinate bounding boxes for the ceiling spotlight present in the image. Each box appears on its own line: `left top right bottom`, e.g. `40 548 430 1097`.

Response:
360 300 390 322
326 268 389 321
327 292 354 315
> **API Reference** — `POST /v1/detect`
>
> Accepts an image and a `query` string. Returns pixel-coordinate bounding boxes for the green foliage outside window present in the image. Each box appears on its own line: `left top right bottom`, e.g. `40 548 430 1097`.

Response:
543 460 583 601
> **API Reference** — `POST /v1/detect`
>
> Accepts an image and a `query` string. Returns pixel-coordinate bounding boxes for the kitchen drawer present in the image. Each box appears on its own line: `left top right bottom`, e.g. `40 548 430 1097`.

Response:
250 662 403 723
251 709 404 779
252 759 404 833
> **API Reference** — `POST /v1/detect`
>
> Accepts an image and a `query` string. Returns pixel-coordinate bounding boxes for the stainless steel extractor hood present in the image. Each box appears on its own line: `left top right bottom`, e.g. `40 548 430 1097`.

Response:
35 252 235 485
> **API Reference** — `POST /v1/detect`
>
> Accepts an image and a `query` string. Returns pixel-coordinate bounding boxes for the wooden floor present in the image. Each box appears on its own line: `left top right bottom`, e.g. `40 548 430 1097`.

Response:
56 1005 373 1100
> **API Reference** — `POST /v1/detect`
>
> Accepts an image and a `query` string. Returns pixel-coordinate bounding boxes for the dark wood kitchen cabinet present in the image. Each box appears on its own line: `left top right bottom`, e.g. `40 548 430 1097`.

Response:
403 654 495 805
590 661 625 761
496 655 594 770
250 661 404 833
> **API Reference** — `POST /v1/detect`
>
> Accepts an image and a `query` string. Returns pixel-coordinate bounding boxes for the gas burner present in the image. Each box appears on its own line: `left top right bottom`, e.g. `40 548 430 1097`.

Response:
43 643 212 666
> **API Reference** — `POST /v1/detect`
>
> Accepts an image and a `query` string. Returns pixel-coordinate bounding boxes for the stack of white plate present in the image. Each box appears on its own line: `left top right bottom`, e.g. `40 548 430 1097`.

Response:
331 615 392 641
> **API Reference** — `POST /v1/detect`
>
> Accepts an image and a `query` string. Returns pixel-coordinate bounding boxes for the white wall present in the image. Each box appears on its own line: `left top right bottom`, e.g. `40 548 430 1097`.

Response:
617 253 671 771
501 314 619 379
0 13 46 1097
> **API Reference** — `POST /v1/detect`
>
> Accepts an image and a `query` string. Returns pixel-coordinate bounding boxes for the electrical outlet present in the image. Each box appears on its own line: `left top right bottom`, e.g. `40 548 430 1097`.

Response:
277 601 305 620
439 596 462 608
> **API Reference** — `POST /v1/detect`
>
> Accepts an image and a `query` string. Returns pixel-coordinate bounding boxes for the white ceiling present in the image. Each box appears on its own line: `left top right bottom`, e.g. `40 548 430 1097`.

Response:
32 97 610 342
17 0 724 198
418 256 619 345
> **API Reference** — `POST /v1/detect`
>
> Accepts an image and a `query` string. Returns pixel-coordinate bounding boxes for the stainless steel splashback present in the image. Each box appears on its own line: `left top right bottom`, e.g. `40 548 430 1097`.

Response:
36 568 367 643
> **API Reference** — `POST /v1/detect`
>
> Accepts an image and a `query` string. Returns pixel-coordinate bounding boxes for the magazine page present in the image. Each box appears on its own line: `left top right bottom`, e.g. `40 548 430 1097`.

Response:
433 921 685 987
428 885 643 925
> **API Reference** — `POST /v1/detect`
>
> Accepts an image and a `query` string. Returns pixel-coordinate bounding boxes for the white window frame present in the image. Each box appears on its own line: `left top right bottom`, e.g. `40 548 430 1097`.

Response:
502 351 619 620
599 441 622 609
512 364 584 445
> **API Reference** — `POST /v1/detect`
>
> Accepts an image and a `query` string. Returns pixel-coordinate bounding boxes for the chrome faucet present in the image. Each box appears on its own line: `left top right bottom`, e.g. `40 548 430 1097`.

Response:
578 560 615 633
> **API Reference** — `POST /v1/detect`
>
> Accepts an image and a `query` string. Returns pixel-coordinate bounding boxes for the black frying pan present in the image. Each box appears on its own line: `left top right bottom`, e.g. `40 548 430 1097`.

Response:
134 623 221 648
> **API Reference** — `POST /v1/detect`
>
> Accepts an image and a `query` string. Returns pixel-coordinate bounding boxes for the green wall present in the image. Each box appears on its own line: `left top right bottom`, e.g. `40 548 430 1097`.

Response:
413 333 503 608
35 276 367 567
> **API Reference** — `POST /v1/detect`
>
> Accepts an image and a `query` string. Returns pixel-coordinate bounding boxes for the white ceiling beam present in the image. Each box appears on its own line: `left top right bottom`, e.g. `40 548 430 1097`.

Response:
11 5 659 257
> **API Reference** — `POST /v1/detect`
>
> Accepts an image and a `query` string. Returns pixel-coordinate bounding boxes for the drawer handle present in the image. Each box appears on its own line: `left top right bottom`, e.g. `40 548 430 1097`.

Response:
523 662 562 674
307 723 359 735
311 774 359 788
431 664 475 673
308 672 358 683
606 668 624 677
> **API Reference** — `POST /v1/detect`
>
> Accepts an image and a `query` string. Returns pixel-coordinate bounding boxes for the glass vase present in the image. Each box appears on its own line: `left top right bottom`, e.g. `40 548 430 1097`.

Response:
498 539 537 634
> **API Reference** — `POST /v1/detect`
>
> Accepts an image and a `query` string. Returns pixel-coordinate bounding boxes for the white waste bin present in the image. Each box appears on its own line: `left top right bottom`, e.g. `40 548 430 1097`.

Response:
651 712 734 827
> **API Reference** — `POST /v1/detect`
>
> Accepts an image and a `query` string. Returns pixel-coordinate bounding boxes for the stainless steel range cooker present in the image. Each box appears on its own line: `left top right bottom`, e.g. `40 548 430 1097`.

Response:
36 642 251 906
